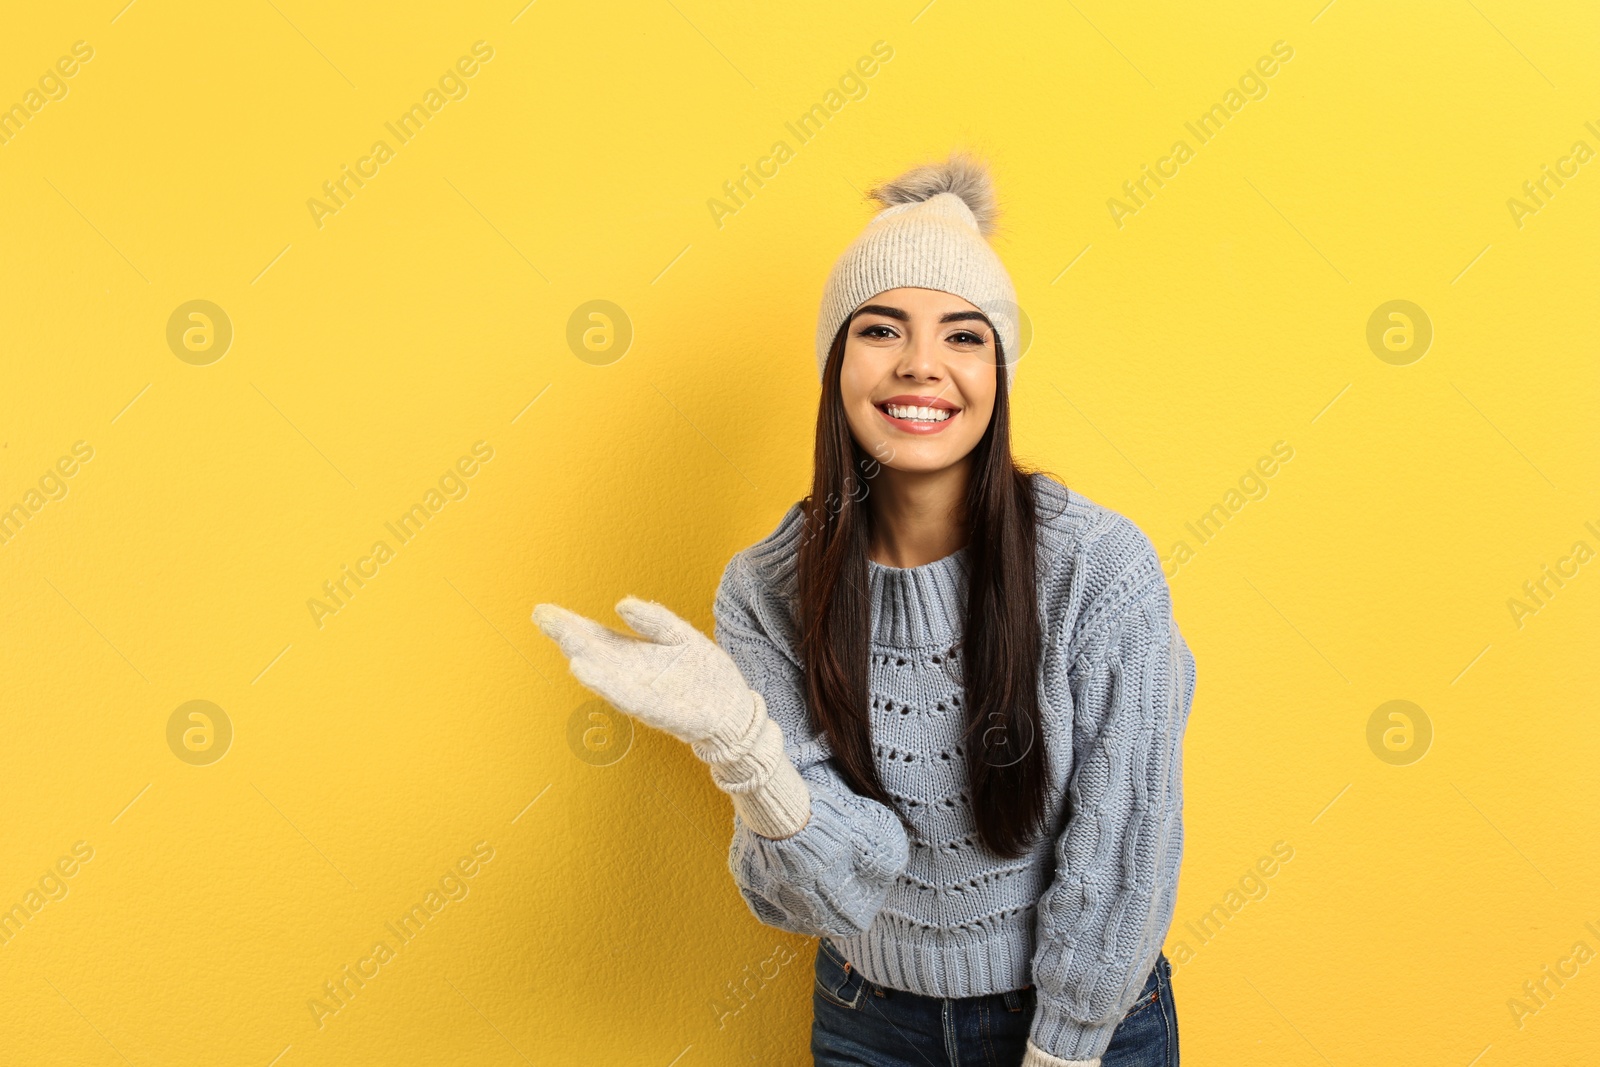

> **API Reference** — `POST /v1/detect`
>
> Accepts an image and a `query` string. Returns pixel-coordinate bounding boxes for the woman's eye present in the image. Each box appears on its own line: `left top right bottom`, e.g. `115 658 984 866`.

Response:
949 331 986 346
857 324 897 339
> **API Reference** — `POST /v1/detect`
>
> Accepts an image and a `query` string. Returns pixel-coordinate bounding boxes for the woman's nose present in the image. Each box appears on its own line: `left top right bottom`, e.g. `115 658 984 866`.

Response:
898 333 943 380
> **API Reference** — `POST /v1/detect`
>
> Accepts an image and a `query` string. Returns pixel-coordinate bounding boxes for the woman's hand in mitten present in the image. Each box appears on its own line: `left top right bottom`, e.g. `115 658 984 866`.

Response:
531 595 812 840
532 596 756 749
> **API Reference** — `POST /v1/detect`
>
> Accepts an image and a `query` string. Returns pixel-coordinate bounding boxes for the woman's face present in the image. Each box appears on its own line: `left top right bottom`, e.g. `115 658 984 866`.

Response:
838 287 999 474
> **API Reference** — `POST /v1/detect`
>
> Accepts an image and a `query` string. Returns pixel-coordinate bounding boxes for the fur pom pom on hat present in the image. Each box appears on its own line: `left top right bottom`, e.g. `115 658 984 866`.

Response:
815 151 1021 390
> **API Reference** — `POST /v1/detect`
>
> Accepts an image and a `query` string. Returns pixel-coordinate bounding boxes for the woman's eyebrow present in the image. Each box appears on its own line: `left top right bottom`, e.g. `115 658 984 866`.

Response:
852 305 992 326
938 311 991 325
854 304 908 321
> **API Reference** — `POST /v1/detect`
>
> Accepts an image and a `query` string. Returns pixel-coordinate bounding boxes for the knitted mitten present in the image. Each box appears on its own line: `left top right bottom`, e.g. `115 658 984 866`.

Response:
533 596 812 839
1021 1042 1099 1067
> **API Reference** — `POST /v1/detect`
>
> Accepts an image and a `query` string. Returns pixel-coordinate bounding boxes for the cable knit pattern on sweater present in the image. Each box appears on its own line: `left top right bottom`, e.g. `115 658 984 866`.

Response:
711 473 1197 1063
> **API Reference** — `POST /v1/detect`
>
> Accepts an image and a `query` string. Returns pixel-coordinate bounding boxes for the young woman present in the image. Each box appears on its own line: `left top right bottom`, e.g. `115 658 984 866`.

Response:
534 152 1196 1067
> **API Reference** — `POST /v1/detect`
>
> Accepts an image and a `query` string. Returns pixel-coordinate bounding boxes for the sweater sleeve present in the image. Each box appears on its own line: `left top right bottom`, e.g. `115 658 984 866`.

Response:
711 554 912 940
1027 528 1197 1062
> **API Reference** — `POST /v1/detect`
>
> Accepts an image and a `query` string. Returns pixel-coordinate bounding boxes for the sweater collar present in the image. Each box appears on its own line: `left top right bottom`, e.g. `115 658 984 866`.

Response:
866 545 970 648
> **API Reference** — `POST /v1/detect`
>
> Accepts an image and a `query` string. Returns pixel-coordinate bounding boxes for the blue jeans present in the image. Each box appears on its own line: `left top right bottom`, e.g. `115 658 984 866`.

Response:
811 938 1177 1067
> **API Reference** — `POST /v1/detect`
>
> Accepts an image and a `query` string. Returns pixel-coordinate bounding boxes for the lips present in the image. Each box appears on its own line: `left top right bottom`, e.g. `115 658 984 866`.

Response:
874 395 961 435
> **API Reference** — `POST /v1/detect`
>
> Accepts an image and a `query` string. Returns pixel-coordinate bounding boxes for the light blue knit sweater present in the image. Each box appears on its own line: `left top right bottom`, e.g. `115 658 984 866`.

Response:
710 472 1196 1062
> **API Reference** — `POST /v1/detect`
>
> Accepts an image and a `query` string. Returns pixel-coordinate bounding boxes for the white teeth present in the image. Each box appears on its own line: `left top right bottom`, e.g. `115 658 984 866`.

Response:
885 404 952 422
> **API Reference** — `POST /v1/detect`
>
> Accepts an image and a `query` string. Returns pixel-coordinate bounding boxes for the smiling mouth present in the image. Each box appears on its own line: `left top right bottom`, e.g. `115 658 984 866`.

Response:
876 402 957 423
874 399 962 434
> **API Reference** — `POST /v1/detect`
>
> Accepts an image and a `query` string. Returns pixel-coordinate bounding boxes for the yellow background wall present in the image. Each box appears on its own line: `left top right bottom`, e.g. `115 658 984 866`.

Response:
2 1 1596 1064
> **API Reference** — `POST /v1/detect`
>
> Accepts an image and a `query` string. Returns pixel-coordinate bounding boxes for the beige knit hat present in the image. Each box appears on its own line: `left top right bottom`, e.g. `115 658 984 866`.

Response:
815 152 1021 391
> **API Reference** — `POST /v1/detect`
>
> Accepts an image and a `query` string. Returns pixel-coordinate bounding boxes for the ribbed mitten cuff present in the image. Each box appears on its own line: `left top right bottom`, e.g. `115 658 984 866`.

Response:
1028 997 1119 1066
1021 1040 1100 1067
688 688 763 766
689 691 812 839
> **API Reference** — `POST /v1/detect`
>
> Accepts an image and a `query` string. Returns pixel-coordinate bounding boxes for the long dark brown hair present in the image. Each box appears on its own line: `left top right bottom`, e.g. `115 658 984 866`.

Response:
794 316 1065 860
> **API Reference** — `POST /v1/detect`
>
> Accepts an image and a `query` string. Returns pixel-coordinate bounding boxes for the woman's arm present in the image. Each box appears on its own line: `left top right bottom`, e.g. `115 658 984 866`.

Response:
712 553 912 940
1023 529 1197 1067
